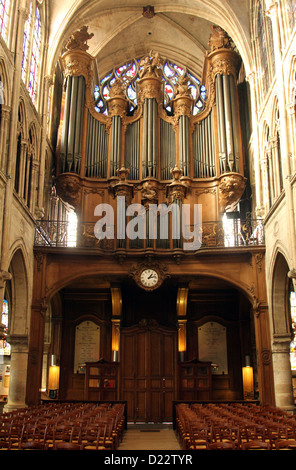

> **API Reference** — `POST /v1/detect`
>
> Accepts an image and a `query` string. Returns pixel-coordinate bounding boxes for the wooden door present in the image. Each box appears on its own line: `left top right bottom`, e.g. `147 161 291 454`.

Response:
120 323 177 422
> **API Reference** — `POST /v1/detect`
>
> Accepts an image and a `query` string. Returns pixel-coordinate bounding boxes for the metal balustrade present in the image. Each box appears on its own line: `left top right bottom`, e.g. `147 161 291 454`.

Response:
34 218 265 251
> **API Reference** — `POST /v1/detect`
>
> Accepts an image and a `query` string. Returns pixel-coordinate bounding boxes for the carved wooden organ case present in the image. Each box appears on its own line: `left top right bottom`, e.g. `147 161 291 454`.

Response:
55 26 246 251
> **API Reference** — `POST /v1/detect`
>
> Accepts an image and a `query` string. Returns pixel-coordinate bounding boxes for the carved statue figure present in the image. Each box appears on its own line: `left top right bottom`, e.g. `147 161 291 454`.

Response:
66 26 94 52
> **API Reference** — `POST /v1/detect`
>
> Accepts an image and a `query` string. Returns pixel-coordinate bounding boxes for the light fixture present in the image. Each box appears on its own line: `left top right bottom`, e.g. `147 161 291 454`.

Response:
48 354 60 399
242 355 254 400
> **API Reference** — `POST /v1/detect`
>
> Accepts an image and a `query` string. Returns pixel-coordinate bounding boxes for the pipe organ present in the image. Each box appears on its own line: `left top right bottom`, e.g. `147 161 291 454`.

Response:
55 25 246 245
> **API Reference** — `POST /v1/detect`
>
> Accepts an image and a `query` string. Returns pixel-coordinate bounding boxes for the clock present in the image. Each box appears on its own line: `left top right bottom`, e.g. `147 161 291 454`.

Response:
129 263 170 291
140 268 159 288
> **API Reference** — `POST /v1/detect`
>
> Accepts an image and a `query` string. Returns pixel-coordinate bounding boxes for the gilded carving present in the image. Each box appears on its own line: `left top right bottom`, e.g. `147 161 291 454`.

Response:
208 25 233 52
139 51 163 79
111 167 134 203
61 52 94 88
55 174 82 208
166 167 187 202
218 173 246 211
65 26 94 52
141 179 159 207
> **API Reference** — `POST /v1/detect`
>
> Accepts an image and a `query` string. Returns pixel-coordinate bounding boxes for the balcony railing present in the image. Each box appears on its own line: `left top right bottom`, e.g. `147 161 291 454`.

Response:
34 217 265 251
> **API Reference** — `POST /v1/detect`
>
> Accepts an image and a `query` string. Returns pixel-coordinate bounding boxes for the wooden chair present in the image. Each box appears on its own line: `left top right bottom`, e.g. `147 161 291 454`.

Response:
19 441 49 450
53 442 83 450
207 441 237 450
275 439 296 450
241 440 271 450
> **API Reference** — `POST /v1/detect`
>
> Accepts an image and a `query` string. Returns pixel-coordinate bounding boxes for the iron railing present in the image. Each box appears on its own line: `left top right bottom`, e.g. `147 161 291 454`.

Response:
34 218 265 251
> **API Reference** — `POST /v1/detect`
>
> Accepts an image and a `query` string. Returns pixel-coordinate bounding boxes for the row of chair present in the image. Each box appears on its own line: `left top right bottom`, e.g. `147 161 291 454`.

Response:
175 402 296 450
0 401 126 450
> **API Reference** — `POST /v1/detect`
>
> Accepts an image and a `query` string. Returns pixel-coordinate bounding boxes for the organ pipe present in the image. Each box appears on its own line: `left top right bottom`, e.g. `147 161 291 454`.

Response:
60 76 85 174
142 98 158 178
215 73 240 174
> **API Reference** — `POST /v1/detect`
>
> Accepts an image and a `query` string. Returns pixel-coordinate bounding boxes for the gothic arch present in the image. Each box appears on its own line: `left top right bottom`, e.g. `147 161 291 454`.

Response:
0 57 10 105
46 1 253 79
7 246 29 335
271 250 291 336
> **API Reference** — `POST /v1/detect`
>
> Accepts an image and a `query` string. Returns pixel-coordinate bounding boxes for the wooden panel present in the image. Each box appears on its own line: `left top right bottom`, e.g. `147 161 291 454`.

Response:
120 325 177 422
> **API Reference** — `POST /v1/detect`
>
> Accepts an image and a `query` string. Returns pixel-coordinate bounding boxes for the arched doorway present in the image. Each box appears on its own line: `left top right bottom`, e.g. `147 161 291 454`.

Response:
40 273 257 421
271 252 295 411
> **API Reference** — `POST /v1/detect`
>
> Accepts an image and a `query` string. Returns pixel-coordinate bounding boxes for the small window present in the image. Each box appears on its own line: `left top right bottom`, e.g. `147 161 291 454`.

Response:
0 0 11 43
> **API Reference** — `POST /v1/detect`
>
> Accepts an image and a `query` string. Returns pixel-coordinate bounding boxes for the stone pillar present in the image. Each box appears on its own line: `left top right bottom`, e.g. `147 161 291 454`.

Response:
260 154 271 211
272 334 295 412
246 72 264 216
266 0 296 268
4 334 28 411
18 140 28 197
0 105 11 173
36 74 53 218
1 4 29 273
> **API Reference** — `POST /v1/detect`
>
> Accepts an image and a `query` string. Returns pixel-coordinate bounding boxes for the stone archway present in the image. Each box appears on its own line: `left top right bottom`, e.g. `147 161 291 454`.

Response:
271 252 295 411
4 249 29 411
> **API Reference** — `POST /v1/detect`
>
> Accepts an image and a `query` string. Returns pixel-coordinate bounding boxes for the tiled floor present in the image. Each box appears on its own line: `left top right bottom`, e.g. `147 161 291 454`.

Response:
118 425 182 450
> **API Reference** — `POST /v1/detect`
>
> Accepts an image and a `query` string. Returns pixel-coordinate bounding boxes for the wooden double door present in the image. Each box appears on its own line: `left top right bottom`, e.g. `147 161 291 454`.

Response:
120 323 177 422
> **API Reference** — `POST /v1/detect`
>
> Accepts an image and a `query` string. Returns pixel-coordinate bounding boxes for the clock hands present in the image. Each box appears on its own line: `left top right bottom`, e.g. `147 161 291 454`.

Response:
148 273 157 279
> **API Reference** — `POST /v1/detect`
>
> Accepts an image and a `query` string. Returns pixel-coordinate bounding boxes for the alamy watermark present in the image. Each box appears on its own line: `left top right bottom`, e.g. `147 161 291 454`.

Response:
94 196 202 251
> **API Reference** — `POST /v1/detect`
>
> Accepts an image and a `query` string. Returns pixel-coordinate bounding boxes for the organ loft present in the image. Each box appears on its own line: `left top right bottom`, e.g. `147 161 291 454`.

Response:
27 25 272 422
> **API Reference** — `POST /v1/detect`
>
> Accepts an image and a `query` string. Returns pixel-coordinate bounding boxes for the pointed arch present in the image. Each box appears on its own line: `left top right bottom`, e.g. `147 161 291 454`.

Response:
7 246 29 335
0 56 10 105
271 249 291 336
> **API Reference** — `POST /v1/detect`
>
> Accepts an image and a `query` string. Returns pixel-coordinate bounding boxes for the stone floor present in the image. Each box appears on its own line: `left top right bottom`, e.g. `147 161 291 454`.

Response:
118 424 182 450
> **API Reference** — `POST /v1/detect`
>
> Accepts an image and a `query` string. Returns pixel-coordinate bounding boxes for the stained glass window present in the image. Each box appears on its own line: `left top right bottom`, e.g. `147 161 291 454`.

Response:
21 2 32 82
94 55 207 116
258 2 269 94
0 0 10 43
21 2 42 105
28 6 41 102
0 300 10 356
290 291 296 371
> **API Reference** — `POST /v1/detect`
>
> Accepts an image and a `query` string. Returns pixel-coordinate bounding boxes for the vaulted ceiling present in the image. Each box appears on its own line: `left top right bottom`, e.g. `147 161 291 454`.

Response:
47 0 252 80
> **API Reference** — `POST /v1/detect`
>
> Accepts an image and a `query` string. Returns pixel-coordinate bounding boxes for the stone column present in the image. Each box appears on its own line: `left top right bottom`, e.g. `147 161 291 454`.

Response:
1 3 29 273
266 0 296 267
246 72 264 216
272 334 295 412
36 75 53 217
0 105 11 173
4 334 28 411
260 154 271 211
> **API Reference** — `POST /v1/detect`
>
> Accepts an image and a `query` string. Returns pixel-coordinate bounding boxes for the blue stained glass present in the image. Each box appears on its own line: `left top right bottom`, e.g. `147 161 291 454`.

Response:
127 85 137 101
94 55 207 115
174 64 184 75
189 85 197 99
164 63 174 77
101 72 112 85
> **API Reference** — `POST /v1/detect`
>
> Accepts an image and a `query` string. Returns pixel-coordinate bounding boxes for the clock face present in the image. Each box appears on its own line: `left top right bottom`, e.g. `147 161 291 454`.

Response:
140 269 159 288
